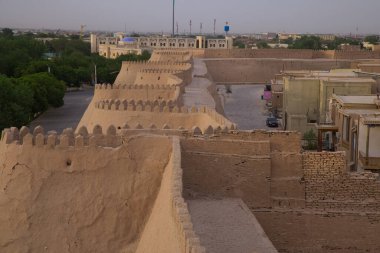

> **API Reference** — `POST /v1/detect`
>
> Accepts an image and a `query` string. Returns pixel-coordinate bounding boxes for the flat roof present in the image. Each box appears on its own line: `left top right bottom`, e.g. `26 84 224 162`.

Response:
320 77 375 83
335 95 378 105
361 115 380 125
340 108 380 116
358 63 380 67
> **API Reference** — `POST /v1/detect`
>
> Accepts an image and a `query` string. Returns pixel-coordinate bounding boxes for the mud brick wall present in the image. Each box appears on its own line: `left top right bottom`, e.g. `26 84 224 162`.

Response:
303 152 380 211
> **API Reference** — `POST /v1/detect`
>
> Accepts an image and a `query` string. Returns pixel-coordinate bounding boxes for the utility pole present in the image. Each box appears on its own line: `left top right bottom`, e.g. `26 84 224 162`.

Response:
189 20 192 36
214 19 216 36
200 23 203 35
172 0 175 37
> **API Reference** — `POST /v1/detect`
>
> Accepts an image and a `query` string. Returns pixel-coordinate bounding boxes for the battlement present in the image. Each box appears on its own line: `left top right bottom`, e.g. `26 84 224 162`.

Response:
122 60 191 67
93 102 235 127
94 83 180 90
1 125 122 148
138 69 182 74
94 98 181 111
153 50 191 55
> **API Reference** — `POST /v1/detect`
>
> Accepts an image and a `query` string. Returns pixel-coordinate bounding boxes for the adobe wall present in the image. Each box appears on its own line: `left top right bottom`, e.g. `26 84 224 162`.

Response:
181 131 305 209
303 152 380 211
0 127 172 253
77 105 235 134
255 211 380 253
134 71 184 86
204 49 314 59
150 50 193 62
136 137 205 253
114 61 192 86
181 138 272 208
201 49 380 60
205 59 351 83
93 83 182 102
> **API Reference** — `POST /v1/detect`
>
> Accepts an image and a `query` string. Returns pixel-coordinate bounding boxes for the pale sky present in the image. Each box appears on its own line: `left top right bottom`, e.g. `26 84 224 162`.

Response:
0 0 379 35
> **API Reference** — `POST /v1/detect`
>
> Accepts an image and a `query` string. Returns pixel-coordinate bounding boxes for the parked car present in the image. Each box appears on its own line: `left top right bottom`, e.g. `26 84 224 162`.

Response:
266 117 278 127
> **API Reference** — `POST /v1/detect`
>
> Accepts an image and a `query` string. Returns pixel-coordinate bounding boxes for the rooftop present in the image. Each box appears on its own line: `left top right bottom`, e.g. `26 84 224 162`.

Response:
334 95 379 105
340 108 380 116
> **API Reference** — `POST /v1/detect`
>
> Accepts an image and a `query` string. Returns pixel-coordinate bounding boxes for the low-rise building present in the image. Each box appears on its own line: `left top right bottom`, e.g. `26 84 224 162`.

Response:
281 71 375 133
91 34 234 58
328 95 380 171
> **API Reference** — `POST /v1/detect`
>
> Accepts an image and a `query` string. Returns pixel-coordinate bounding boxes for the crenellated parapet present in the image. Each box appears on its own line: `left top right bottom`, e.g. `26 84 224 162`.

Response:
1 125 122 148
119 123 232 135
138 69 182 74
94 83 180 90
94 98 181 111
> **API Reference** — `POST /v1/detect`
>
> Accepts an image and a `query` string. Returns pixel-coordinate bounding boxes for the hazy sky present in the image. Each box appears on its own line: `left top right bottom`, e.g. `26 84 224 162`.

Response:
1 0 380 34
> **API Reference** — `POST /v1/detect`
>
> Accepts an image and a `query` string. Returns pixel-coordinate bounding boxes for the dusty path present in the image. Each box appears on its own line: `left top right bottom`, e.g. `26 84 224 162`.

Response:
183 59 216 108
188 199 278 253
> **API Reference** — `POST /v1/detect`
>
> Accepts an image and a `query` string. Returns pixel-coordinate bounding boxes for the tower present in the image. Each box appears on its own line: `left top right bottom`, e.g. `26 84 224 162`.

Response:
90 34 98 53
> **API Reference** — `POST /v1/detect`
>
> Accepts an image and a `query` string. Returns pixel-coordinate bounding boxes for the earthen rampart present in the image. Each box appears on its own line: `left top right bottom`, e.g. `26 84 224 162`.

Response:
114 61 192 86
1 125 122 148
0 130 173 252
201 49 380 60
93 83 182 103
135 137 205 253
150 50 193 63
78 105 235 133
205 59 351 83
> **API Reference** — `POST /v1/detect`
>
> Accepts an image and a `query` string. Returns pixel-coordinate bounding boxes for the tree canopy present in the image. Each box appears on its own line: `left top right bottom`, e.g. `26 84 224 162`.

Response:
289 36 323 50
364 35 379 45
0 28 151 131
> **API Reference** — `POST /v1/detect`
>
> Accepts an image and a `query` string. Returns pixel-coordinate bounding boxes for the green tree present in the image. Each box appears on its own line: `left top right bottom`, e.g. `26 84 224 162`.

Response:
256 41 270 49
0 75 34 129
364 35 379 45
290 36 322 50
233 41 245 49
1 28 13 37
303 129 317 150
19 73 65 112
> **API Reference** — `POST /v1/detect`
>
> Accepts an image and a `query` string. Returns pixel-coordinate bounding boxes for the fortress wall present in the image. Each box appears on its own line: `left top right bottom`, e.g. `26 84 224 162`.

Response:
94 83 181 102
208 131 302 153
0 127 172 253
204 49 315 59
180 131 303 209
255 211 380 253
335 50 380 59
114 61 193 86
150 50 193 62
303 152 380 212
270 152 305 209
206 131 304 208
202 49 380 60
134 71 184 86
136 137 205 253
205 59 351 83
181 138 273 209
77 106 234 134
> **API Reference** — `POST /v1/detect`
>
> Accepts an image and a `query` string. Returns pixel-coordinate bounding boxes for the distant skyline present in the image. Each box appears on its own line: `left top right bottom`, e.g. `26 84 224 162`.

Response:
1 0 380 35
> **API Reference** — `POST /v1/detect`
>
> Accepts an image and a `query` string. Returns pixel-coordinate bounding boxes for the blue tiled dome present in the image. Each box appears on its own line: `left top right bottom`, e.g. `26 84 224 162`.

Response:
122 37 135 42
